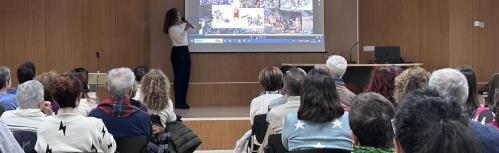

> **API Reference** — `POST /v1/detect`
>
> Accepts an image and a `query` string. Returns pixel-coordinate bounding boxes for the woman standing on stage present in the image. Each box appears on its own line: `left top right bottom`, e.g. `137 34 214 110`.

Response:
164 8 193 109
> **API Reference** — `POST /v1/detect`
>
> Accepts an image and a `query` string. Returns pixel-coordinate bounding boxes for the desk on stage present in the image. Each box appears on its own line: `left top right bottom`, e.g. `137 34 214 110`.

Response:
282 63 424 92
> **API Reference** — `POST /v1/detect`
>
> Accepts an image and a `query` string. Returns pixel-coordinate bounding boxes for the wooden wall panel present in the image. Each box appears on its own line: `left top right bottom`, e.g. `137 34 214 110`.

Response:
0 0 149 86
115 0 148 69
183 120 251 150
82 0 116 73
420 0 449 71
46 0 84 72
449 0 473 67
188 83 261 107
359 0 422 64
472 0 499 82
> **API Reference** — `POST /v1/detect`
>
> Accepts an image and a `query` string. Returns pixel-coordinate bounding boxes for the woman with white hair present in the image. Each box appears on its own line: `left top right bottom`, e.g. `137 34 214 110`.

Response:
1 80 52 132
325 55 356 111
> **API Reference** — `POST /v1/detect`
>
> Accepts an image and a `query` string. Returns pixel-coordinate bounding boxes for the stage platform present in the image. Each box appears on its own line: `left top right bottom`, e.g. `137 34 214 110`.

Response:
176 107 251 151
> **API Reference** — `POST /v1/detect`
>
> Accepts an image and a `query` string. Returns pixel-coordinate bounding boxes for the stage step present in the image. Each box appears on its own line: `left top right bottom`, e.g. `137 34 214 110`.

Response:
177 107 251 150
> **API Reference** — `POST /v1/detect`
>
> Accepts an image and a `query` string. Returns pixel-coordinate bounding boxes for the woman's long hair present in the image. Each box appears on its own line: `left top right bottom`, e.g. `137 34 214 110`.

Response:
365 66 398 103
298 68 344 123
164 8 180 34
457 66 479 115
140 69 171 111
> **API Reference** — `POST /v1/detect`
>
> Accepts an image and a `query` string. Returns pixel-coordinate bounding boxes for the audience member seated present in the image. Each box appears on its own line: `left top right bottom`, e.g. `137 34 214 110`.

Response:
267 68 306 133
428 68 499 153
1 80 52 132
250 66 283 124
35 71 60 114
8 62 36 95
349 93 395 153
0 66 17 111
35 73 116 153
267 65 294 109
71 68 98 116
141 69 177 127
457 66 480 116
0 120 23 152
394 88 481 153
89 67 152 141
393 67 430 105
282 68 352 151
472 73 498 125
326 55 356 111
133 65 150 101
365 66 398 105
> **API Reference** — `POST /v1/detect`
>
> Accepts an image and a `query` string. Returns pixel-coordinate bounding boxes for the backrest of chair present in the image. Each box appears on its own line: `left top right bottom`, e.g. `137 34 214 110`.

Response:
252 114 268 143
287 148 351 153
267 134 287 153
115 135 147 153
12 130 37 153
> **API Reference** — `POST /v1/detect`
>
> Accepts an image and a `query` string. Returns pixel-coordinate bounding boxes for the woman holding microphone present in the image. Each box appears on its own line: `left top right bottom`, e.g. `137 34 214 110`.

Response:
164 8 193 109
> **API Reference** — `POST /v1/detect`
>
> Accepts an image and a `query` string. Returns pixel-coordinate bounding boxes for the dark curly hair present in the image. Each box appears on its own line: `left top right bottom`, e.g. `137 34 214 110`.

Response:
50 73 82 108
394 88 481 153
298 68 344 123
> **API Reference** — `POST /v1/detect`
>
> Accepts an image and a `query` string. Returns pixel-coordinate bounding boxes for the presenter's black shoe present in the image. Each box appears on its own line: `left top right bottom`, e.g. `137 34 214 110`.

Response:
175 104 190 109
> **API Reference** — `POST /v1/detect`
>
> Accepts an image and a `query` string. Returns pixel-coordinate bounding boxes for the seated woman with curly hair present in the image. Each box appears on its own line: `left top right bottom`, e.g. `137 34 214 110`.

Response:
35 73 116 153
140 69 177 129
393 67 430 106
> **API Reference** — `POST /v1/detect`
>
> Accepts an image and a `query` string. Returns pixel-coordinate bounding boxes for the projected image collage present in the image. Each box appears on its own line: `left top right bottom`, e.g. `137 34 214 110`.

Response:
199 0 314 35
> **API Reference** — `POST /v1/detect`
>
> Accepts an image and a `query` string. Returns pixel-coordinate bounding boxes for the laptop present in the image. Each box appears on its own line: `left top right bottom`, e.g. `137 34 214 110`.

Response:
375 46 402 64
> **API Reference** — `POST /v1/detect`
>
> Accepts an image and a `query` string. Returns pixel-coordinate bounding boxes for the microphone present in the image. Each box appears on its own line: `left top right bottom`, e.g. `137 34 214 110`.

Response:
181 17 195 28
96 51 101 95
348 41 360 64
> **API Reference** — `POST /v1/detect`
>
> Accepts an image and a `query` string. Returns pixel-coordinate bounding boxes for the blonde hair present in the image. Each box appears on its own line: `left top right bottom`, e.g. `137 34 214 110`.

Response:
35 71 58 101
140 69 171 111
393 67 430 104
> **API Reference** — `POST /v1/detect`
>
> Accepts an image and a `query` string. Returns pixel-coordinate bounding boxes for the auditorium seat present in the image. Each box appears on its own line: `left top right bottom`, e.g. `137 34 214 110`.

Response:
266 134 287 153
115 135 148 153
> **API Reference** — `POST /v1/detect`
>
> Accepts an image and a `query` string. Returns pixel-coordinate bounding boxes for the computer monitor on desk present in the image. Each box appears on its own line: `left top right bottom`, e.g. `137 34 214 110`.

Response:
375 46 401 64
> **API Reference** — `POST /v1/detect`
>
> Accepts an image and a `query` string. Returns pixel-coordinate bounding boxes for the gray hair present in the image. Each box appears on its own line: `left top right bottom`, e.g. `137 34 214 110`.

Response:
325 55 348 78
283 68 307 96
16 80 44 109
107 67 136 97
0 66 11 89
428 68 469 106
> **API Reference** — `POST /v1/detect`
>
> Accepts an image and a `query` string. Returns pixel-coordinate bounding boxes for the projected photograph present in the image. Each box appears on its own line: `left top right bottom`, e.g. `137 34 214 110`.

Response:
263 0 280 8
201 0 234 5
239 0 264 8
211 5 264 29
280 0 313 10
264 9 313 34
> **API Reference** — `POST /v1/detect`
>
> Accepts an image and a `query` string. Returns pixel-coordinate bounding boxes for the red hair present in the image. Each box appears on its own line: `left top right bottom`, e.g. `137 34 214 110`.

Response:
365 66 399 103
